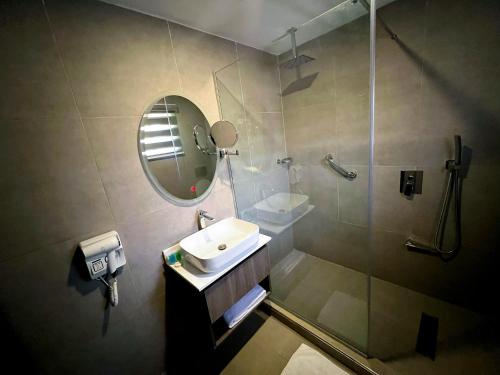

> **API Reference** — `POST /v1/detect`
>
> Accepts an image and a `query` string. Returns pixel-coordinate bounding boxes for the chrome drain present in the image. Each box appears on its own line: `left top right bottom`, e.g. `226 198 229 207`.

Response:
218 244 227 251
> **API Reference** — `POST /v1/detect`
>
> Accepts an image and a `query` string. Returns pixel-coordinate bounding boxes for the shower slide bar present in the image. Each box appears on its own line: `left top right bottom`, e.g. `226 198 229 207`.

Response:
324 154 357 180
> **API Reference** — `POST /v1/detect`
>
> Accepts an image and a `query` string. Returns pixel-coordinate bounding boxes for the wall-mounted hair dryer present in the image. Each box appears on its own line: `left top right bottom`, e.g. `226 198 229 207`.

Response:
79 231 126 306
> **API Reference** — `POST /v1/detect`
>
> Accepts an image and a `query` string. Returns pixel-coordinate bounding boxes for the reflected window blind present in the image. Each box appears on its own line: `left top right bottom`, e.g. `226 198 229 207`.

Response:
140 101 184 161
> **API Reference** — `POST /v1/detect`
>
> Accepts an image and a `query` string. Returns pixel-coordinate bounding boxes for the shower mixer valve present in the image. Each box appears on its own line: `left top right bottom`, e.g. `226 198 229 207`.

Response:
400 170 423 197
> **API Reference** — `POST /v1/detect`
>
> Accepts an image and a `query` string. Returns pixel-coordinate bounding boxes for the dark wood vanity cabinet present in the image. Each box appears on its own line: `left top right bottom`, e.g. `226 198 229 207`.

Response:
164 243 271 375
204 246 270 323
204 246 271 347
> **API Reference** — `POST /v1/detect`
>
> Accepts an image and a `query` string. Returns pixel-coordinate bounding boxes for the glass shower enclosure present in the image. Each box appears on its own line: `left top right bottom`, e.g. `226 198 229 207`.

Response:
215 0 500 372
215 0 372 354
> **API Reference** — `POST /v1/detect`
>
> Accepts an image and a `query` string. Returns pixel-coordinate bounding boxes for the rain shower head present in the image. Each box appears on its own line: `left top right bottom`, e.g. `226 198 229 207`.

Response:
280 54 315 69
277 27 315 69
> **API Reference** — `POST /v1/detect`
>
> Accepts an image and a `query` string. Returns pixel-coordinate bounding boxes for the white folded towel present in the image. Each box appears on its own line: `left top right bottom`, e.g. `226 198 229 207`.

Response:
223 285 267 328
281 344 350 375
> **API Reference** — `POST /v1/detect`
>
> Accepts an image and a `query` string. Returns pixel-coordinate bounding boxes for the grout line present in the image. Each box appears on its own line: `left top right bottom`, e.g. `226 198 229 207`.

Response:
251 111 283 114
0 225 116 265
213 43 240 217
234 42 258 208
416 0 430 134
98 0 258 52
214 58 240 74
166 20 184 92
337 219 369 230
41 0 117 225
115 204 181 228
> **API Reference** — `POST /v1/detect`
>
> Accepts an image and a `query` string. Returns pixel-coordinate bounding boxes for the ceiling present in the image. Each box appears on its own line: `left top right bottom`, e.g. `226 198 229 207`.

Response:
101 0 396 54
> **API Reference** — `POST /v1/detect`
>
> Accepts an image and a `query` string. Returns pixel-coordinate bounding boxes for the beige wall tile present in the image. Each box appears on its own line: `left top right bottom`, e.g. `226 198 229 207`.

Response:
372 165 416 234
0 1 245 373
410 166 448 242
327 16 370 81
419 62 500 167
335 91 370 165
291 164 339 221
0 117 114 260
280 38 335 112
284 101 336 166
0 237 152 373
0 1 78 119
460 165 500 251
238 44 281 113
374 84 422 166
117 206 198 305
46 0 180 117
338 165 369 227
293 211 369 274
248 111 287 173
281 0 500 317
170 22 236 118
83 116 168 223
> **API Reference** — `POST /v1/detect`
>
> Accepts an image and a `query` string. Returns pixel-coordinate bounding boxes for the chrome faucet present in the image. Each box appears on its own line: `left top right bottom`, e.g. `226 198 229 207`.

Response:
197 209 214 230
277 157 293 167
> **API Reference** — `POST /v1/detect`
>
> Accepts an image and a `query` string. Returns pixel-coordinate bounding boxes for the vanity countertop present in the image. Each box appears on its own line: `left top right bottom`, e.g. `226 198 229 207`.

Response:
163 233 271 291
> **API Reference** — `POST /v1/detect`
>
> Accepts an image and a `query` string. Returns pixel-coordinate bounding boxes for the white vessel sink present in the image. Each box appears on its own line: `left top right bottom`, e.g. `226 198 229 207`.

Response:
180 217 259 273
254 192 309 225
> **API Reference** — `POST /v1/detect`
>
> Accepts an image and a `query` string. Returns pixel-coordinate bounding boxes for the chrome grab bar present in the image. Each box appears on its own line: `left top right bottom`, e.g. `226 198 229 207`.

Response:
324 154 357 180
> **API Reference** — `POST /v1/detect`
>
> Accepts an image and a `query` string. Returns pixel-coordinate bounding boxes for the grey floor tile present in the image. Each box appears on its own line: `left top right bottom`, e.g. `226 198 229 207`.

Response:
222 316 352 375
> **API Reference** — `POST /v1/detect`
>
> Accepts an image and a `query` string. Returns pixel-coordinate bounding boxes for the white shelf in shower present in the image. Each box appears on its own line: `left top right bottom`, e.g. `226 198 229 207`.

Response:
252 204 315 236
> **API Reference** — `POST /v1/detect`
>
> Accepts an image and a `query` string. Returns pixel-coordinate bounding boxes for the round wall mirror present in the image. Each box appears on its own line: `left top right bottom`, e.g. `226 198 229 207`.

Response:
138 95 218 205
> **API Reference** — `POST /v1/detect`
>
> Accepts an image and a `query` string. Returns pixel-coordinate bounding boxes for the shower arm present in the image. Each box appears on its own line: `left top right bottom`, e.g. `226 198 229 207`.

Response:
288 27 298 59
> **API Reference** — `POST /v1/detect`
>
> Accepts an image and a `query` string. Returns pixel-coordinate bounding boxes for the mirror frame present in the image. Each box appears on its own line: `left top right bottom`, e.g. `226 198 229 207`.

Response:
137 94 220 207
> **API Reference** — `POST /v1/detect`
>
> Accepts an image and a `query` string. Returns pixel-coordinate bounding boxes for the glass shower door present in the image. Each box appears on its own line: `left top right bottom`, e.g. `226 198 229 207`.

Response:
215 0 372 354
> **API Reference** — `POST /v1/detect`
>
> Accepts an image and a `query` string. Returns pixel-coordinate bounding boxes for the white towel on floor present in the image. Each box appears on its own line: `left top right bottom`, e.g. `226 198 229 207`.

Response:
281 344 350 375
223 285 267 328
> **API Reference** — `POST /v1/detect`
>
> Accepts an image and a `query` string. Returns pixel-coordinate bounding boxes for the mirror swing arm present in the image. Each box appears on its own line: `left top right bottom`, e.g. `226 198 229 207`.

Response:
220 149 239 157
